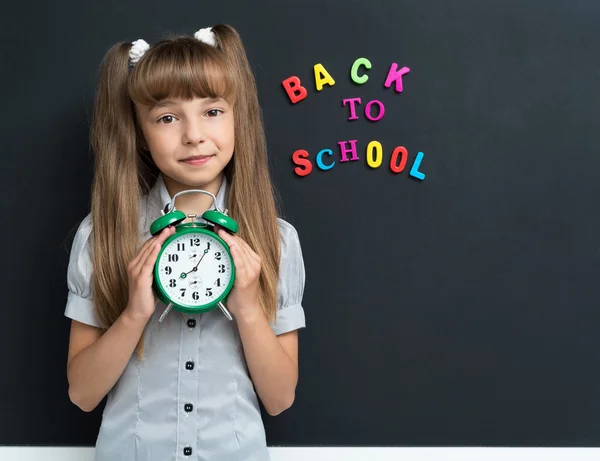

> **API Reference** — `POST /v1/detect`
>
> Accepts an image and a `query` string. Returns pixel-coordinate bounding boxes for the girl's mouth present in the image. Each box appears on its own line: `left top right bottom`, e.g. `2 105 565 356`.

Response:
181 155 215 166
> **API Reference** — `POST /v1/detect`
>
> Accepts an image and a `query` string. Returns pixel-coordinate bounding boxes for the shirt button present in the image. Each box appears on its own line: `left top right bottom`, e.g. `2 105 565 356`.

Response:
187 318 196 328
184 403 193 412
185 361 194 370
183 447 192 456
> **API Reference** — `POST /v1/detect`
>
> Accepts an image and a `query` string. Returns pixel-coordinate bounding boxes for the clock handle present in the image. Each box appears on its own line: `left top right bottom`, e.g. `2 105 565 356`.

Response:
218 302 233 321
164 189 223 214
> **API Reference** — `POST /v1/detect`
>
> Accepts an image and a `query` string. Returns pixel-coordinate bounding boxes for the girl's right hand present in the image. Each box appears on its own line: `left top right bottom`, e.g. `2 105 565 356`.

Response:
124 226 176 323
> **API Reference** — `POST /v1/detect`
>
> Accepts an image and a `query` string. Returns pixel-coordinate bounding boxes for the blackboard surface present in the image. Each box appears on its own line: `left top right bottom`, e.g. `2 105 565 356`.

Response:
2 0 600 447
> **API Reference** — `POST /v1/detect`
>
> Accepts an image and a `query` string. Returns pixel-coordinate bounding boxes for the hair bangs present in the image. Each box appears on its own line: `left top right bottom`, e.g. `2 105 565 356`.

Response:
128 38 237 109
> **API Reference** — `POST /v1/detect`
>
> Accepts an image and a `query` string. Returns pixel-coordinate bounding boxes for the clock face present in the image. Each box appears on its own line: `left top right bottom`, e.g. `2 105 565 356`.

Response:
156 230 234 308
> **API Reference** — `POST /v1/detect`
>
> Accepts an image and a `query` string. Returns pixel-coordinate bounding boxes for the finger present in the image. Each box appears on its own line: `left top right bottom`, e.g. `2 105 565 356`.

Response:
229 242 245 268
141 226 176 274
216 228 246 261
131 234 158 266
225 231 260 271
238 239 261 266
224 231 260 267
134 226 170 265
140 240 162 277
216 227 250 259
132 226 174 276
232 238 256 268
236 241 263 281
216 226 235 247
215 228 261 274
130 236 159 275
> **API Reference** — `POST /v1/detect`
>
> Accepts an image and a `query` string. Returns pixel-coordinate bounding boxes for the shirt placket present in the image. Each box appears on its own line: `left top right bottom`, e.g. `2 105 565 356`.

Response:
178 315 201 459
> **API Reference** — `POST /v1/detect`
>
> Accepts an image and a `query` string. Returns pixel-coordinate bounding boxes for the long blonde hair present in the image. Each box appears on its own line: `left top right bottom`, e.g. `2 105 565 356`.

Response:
89 25 282 342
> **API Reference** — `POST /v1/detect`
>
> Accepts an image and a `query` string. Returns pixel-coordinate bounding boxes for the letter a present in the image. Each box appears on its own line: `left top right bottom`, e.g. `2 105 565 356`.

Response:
314 63 336 91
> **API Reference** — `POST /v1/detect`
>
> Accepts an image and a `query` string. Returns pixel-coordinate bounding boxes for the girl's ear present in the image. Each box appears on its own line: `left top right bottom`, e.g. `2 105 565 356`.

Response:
133 105 149 150
135 125 149 151
137 138 149 151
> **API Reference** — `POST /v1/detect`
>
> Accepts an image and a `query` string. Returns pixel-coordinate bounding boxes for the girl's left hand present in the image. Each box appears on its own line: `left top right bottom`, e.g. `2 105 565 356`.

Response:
215 224 262 320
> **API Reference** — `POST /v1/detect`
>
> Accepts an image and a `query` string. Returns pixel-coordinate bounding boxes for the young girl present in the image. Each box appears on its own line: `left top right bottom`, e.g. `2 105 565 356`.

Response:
64 24 306 461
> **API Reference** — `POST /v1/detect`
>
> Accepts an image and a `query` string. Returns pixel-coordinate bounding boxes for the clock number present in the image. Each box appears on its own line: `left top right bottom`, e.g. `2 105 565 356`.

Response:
206 288 213 297
168 254 179 262
218 264 225 273
205 241 211 251
169 279 177 288
192 291 199 301
177 243 185 252
214 252 221 260
165 266 172 275
180 288 186 297
214 278 221 287
190 238 200 246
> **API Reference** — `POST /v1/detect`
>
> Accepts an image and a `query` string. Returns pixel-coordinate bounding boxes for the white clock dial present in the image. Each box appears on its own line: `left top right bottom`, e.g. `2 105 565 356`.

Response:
157 232 233 307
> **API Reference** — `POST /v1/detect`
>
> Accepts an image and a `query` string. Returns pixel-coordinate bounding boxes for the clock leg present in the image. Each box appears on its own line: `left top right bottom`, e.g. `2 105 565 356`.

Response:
218 302 233 321
159 302 174 323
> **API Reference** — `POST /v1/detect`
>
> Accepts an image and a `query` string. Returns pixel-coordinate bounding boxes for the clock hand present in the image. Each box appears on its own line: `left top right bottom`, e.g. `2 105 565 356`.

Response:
181 248 210 278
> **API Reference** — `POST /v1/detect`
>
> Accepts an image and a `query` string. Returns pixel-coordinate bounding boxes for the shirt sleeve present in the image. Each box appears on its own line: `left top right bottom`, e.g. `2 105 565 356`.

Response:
64 213 103 328
270 218 306 336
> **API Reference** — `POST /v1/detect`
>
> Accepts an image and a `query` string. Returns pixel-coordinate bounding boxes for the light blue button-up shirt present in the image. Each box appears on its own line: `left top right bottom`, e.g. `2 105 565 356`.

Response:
64 174 306 461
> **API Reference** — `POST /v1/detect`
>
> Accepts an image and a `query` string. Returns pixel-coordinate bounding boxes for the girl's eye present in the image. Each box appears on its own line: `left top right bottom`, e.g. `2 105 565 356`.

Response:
206 109 222 117
158 115 175 124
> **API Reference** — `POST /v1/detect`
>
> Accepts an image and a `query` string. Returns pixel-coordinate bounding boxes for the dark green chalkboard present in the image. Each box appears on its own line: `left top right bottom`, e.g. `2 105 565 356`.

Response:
1 0 599 448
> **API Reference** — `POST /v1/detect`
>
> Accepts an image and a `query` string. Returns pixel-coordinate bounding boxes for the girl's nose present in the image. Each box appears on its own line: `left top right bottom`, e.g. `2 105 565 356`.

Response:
182 121 206 145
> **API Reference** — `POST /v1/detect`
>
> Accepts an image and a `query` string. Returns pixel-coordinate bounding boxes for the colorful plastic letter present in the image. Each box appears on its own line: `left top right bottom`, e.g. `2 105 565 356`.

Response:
351 58 372 85
366 141 383 168
292 149 313 176
365 100 385 122
409 152 426 180
342 98 362 121
282 76 308 104
384 64 410 93
316 149 335 170
314 63 336 91
390 146 408 173
338 140 359 162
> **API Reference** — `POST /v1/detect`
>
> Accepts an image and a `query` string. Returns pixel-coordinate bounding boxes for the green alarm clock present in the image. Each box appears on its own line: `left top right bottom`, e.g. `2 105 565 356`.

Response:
149 189 239 323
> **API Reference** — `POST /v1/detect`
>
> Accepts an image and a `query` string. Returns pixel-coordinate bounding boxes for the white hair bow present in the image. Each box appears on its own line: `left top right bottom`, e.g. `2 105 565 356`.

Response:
193 27 217 47
129 39 149 65
129 27 217 67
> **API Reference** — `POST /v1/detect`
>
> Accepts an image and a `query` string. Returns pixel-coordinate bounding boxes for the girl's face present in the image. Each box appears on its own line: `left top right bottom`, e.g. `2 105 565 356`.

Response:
136 96 235 189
